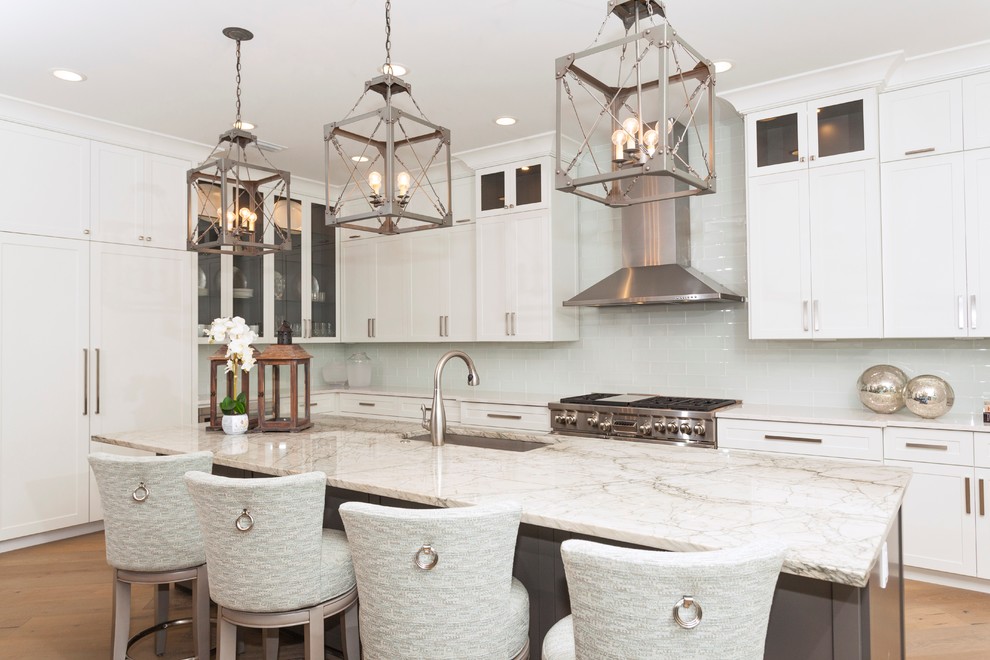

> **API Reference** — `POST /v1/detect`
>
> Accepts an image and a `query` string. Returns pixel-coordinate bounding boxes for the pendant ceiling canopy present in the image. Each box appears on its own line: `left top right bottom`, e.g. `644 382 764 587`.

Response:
187 27 293 255
555 0 717 207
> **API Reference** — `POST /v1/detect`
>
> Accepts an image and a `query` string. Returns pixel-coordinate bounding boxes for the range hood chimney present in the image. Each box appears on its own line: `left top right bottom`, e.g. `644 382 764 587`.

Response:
564 178 744 306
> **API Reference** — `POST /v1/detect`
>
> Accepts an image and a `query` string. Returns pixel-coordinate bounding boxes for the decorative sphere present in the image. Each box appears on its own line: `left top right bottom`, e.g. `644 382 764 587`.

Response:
856 364 908 414
904 375 955 419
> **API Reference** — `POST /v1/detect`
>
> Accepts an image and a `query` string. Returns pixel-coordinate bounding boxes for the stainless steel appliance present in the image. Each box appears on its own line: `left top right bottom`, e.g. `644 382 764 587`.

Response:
548 393 740 448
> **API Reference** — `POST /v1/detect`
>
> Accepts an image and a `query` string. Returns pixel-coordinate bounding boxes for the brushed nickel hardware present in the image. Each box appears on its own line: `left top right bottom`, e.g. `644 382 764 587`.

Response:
965 477 971 514
358 402 376 407
958 295 965 329
235 509 254 531
813 299 820 332
455 219 471 223
971 294 978 330
505 312 510 336
372 318 376 338
146 236 151 242
444 316 449 337
765 434 822 444
132 482 149 502
799 156 806 162
666 421 679 433
83 229 90 235
95 348 101 414
694 423 706 435
83 349 88 415
673 596 702 629
802 300 809 331
511 312 517 336
679 422 692 434
904 147 936 156
414 544 439 570
138 235 144 241
905 442 948 451
809 155 816 161
368 318 372 337
349 235 360 239
439 315 443 337
429 350 480 446
980 478 985 517
488 413 522 420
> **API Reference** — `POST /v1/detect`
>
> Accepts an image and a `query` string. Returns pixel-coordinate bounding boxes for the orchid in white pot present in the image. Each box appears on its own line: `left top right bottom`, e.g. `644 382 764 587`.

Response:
207 317 257 426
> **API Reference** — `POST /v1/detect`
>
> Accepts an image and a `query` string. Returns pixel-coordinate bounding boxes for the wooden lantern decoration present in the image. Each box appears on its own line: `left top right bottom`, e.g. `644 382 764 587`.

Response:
207 347 259 431
256 322 312 432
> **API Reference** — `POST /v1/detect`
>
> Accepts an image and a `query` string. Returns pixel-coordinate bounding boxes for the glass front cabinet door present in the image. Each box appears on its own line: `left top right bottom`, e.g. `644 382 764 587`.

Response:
476 157 550 218
747 90 877 176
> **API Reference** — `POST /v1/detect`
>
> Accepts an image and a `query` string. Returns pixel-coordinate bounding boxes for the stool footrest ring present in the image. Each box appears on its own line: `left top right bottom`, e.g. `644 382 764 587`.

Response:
125 617 203 660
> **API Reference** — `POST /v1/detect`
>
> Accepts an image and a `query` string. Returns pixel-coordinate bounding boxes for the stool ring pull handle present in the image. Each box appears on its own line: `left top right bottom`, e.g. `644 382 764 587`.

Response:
235 509 254 532
672 595 703 629
414 544 439 570
131 482 149 502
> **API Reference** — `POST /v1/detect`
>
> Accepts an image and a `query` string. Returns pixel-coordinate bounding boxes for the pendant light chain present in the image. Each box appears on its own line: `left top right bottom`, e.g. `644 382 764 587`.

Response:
234 38 242 125
384 0 392 71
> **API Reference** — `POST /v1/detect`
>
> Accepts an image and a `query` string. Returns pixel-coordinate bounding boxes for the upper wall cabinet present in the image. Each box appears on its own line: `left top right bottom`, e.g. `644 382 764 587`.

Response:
0 121 91 240
880 79 963 162
746 90 877 176
476 157 550 218
91 142 190 250
964 71 990 150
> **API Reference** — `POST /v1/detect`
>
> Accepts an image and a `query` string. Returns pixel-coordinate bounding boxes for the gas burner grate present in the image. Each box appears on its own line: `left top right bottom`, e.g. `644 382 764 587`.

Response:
559 393 621 405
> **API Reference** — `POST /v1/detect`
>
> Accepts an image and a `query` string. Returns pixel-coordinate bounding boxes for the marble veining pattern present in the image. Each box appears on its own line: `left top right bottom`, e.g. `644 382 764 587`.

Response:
94 416 910 588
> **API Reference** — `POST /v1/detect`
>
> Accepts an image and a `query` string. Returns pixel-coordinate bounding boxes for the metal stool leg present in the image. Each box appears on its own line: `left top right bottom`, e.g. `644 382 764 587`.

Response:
217 610 237 660
262 628 280 660
192 565 211 660
111 571 131 660
154 583 170 655
341 603 360 660
305 605 324 660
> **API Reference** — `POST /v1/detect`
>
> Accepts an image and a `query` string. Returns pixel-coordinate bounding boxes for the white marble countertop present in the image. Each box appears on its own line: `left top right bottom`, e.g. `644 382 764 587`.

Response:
718 403 990 433
93 416 910 588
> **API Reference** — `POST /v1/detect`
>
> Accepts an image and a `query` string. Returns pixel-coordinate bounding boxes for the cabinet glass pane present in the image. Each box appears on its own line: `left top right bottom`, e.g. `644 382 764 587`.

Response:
756 113 799 167
816 99 865 158
274 197 302 337
196 217 221 335
310 202 336 338
480 171 506 211
232 253 264 336
515 164 542 206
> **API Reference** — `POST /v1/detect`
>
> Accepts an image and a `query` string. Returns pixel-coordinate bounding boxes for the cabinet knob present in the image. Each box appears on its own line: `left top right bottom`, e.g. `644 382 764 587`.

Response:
509 203 515 208
809 155 816 161
799 156 806 163
146 236 151 242
83 229 90 235
138 235 144 241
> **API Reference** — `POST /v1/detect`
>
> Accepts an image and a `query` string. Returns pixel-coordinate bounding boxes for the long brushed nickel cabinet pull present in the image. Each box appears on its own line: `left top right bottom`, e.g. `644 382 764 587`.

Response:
764 434 822 444
95 348 101 415
904 147 936 155
905 442 948 451
83 349 88 415
965 477 971 515
358 402 376 407
488 413 523 420
980 479 985 517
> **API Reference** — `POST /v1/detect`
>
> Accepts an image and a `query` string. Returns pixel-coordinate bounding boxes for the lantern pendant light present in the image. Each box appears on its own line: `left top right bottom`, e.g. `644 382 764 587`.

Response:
324 0 452 235
187 27 292 255
555 0 717 207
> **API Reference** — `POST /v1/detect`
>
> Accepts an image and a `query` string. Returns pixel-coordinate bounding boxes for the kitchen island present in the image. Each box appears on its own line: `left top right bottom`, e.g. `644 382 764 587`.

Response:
95 416 910 659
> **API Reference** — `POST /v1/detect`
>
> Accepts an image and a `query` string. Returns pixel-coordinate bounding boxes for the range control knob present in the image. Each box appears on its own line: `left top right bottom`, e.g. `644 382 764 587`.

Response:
666 421 679 434
680 422 692 434
654 418 666 433
565 413 577 425
598 418 613 433
694 422 706 436
639 422 652 435
554 414 563 424
587 411 600 427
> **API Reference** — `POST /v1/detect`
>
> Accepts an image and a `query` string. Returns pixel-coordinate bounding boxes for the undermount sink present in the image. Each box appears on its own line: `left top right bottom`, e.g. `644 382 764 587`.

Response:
407 433 548 452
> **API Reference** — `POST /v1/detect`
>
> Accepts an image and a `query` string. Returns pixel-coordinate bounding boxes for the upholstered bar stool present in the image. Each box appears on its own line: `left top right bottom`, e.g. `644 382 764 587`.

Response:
88 450 214 660
184 470 360 660
339 500 530 660
541 539 786 660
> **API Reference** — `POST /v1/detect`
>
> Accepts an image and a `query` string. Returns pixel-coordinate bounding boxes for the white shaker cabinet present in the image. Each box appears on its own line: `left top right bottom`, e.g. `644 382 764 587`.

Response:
880 79 963 162
881 153 969 337
476 210 578 342
964 71 990 150
407 225 476 341
339 234 410 342
475 157 550 218
0 121 91 240
340 237 378 341
0 233 91 540
747 159 881 339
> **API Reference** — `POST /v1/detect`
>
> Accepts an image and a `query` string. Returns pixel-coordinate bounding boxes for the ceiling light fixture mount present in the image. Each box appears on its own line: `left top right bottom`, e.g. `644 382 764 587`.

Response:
187 27 292 255
555 0 717 207
324 0 451 236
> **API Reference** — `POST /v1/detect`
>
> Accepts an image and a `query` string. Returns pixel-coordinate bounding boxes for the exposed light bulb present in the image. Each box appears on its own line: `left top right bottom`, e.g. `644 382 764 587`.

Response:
396 171 411 197
611 129 627 161
643 129 660 157
368 171 383 195
622 117 641 144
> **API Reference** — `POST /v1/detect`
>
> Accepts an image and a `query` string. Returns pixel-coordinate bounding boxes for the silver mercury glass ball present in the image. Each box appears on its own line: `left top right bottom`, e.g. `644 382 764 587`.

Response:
904 375 955 419
856 364 908 414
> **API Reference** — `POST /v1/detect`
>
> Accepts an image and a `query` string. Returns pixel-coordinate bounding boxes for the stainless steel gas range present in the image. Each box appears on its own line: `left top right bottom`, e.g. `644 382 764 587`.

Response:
548 393 740 449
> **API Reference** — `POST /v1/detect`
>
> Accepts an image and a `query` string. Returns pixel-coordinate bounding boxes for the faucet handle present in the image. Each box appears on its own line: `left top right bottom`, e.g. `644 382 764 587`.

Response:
421 404 431 430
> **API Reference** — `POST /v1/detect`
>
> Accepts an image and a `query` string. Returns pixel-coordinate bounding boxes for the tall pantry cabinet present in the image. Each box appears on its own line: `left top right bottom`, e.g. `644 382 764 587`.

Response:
0 118 193 543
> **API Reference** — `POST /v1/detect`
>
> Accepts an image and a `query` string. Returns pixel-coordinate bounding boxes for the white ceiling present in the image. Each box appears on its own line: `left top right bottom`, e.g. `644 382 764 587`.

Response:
2 0 988 181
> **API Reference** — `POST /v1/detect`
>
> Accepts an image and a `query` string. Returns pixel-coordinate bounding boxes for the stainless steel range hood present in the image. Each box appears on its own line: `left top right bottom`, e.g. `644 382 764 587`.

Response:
564 178 744 306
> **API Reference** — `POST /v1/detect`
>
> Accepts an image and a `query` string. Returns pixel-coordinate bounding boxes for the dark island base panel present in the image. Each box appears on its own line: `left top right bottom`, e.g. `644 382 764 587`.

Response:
213 466 905 660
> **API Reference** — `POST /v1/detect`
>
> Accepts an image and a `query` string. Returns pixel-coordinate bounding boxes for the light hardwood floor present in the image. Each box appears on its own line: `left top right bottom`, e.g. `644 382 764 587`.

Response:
1 532 989 658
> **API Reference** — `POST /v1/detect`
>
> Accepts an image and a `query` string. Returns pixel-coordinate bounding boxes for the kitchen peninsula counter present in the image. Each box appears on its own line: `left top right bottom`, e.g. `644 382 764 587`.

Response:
94 415 908 589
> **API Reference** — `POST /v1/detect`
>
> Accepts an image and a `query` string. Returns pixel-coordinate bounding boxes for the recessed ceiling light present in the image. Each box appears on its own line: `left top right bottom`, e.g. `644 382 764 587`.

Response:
351 155 370 163
233 120 256 130
494 116 517 126
712 60 733 74
380 63 408 76
51 69 86 82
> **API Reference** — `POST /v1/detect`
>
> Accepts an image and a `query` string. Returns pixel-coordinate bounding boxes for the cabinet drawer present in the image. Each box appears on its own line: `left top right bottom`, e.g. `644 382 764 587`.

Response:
310 392 338 414
338 393 458 423
459 402 549 432
884 427 974 465
717 419 882 461
973 434 990 468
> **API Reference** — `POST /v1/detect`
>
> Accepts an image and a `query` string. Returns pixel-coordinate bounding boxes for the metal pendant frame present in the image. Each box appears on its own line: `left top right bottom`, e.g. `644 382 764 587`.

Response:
188 129 293 255
324 74 452 236
555 0 717 208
